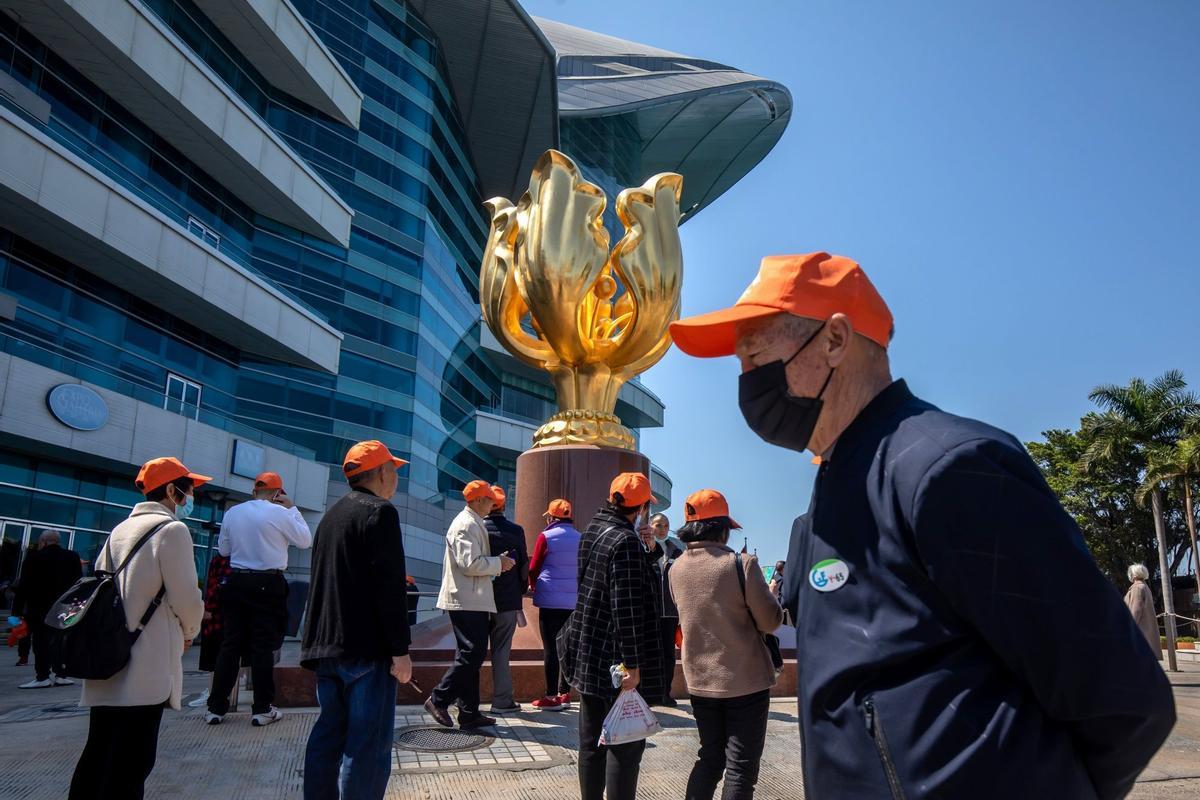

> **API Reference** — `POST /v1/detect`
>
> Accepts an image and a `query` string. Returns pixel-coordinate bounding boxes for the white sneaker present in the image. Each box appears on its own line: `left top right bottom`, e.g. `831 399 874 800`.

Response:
251 707 283 727
204 711 224 725
53 676 75 686
19 678 53 689
187 688 211 708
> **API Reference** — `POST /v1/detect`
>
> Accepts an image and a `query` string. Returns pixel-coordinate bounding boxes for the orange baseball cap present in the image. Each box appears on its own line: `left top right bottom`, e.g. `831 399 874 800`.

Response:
135 457 212 494
490 485 507 510
463 479 492 502
343 440 408 477
545 499 573 519
684 489 742 529
254 472 283 492
669 253 893 357
609 472 656 508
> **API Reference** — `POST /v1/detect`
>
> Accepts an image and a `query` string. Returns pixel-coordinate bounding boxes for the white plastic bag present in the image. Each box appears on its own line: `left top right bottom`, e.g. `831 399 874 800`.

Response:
598 688 663 746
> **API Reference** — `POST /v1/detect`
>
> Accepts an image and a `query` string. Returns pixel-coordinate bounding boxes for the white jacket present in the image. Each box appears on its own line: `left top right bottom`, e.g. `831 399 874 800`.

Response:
436 506 503 612
80 502 204 710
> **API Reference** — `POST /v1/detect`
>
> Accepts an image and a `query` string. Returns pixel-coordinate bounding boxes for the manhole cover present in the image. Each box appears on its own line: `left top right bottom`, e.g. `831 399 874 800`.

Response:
395 725 493 753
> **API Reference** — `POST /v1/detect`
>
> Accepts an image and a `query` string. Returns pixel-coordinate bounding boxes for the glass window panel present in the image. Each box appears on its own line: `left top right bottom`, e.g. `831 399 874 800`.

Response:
72 532 107 575
0 451 34 486
0 486 30 519
34 461 77 495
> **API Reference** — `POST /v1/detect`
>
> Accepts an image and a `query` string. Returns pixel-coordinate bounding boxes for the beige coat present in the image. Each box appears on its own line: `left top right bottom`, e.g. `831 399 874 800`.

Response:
436 506 503 613
80 503 204 709
670 543 784 698
1124 579 1162 661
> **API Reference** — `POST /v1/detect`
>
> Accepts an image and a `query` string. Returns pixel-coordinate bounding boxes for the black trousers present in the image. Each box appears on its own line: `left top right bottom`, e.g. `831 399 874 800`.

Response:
660 616 678 699
685 689 771 800
538 608 572 696
578 693 646 800
69 703 165 800
29 615 56 680
430 610 490 718
208 572 288 715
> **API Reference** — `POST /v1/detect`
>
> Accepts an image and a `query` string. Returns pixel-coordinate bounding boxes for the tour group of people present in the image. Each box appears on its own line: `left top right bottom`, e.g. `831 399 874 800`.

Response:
23 251 1182 800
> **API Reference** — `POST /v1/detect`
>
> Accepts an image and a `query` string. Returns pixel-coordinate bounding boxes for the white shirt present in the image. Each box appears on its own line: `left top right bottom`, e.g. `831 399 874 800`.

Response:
218 499 312 571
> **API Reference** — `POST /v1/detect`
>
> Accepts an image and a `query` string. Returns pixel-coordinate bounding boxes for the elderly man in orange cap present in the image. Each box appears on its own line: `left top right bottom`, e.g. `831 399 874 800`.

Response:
301 440 412 800
669 253 1175 800
205 470 311 728
482 485 529 716
425 480 515 730
563 472 666 800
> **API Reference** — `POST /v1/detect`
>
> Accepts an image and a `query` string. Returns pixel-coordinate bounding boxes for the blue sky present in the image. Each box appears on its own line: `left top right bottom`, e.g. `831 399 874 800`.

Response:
521 0 1200 563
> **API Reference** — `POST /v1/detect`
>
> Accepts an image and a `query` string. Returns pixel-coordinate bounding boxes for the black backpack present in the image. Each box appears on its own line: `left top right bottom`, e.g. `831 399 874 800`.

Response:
43 520 171 680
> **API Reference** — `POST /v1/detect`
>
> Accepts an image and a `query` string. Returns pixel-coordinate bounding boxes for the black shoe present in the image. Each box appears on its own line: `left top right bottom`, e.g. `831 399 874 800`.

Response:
659 696 678 708
424 697 453 728
458 713 497 730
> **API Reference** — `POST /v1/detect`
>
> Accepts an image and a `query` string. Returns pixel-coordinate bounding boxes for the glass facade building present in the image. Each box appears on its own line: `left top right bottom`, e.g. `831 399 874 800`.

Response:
0 0 789 597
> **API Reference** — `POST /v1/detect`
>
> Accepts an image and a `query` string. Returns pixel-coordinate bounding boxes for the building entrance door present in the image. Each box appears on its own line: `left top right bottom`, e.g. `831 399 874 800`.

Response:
0 522 31 611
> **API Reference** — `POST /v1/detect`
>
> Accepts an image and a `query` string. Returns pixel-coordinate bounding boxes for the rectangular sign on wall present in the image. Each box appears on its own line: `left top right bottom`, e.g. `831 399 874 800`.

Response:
231 440 265 480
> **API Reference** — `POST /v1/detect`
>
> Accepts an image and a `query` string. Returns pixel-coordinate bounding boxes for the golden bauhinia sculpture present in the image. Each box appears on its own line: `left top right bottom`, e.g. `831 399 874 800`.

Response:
480 150 683 450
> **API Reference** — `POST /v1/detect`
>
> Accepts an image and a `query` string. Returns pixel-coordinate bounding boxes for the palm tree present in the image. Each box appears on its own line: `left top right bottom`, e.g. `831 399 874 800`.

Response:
1139 436 1200 621
1082 370 1199 671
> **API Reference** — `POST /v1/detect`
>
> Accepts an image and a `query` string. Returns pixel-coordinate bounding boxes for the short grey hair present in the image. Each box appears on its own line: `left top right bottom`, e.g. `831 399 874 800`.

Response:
649 513 669 526
1127 563 1150 582
37 529 62 547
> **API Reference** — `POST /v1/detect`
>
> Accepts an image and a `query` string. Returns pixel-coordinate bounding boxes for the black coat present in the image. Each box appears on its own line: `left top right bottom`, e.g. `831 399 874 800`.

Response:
565 505 664 702
653 537 684 618
13 544 81 619
790 380 1175 800
301 488 410 667
484 512 529 613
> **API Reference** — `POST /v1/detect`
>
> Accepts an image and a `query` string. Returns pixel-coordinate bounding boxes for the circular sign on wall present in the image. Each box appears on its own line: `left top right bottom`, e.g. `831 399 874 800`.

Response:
46 384 108 431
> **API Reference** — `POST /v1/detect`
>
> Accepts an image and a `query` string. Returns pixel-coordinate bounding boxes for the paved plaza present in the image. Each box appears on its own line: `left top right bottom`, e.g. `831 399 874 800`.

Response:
0 652 1197 799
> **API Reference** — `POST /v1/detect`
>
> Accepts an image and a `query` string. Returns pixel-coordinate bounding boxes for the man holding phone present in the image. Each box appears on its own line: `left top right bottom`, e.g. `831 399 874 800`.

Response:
206 471 312 727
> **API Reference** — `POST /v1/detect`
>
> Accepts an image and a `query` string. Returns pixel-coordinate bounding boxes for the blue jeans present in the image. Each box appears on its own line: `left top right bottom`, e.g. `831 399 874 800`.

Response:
304 658 397 800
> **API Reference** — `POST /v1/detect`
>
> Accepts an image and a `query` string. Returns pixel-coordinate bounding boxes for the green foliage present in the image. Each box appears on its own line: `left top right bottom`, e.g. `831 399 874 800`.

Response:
1028 423 1160 585
1028 371 1197 589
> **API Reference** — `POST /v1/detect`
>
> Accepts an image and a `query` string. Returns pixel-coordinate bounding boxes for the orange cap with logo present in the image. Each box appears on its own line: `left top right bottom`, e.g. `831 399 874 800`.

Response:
668 253 893 358
135 457 212 494
254 472 284 492
684 489 742 529
545 499 573 519
463 479 492 502
490 485 507 510
608 472 656 508
343 440 407 478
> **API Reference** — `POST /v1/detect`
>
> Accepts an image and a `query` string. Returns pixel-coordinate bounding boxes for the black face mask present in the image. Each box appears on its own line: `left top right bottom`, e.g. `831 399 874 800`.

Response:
738 324 834 453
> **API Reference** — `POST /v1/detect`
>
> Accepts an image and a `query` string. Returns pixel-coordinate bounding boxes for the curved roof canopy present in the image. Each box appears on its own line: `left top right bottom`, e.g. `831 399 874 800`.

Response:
412 4 790 218
535 17 792 221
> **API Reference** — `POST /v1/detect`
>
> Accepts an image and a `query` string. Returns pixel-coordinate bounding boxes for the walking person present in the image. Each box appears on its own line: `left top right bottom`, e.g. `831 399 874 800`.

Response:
529 499 580 711
648 512 683 707
1124 564 1162 661
563 472 665 800
670 490 783 800
425 480 515 729
484 485 528 715
302 441 412 800
12 530 81 688
189 552 232 708
669 251 1176 798
406 575 420 627
69 457 205 800
206 472 312 727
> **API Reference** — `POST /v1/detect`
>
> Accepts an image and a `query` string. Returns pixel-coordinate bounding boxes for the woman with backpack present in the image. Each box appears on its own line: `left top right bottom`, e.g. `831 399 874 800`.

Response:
69 457 206 800
668 489 783 800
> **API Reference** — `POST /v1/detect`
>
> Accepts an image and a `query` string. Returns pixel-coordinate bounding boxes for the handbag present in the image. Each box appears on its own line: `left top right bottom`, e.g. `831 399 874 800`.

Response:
732 552 785 672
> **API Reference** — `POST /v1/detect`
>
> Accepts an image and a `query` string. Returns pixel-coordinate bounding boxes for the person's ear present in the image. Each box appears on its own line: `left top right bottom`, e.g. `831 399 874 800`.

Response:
825 313 855 369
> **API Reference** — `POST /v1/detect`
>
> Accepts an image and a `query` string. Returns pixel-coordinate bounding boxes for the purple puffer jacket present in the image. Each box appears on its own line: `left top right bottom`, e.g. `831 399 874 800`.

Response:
533 522 580 610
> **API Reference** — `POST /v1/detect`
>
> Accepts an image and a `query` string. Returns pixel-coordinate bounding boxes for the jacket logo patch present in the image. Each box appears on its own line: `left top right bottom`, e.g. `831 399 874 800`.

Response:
809 559 849 593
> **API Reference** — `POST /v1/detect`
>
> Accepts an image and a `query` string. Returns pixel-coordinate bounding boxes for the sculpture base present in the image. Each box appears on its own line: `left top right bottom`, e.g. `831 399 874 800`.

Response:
514 444 650 553
531 410 637 451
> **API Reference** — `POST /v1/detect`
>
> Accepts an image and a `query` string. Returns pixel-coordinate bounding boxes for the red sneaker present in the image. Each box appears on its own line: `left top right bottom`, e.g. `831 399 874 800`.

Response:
531 695 564 711
556 692 572 707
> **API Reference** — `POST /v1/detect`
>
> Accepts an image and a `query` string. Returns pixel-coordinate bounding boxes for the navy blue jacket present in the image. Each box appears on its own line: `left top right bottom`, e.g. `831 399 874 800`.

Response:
484 512 529 613
782 380 1174 800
